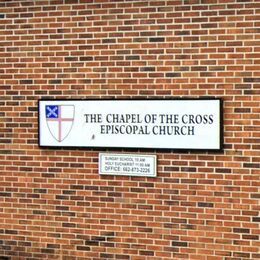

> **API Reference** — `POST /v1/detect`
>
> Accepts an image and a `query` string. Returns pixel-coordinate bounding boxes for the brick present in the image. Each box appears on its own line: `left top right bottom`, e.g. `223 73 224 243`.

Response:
172 241 188 247
0 1 259 259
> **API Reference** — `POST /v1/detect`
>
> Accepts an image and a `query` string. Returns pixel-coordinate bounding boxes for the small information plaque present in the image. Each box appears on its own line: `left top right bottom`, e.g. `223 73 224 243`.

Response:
99 153 157 177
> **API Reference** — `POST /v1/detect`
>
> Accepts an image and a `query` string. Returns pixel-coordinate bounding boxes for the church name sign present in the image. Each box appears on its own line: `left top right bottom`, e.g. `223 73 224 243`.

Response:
38 99 222 150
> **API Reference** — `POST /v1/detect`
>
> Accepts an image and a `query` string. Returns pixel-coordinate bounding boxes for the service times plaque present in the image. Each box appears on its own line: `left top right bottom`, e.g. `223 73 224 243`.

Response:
99 153 157 177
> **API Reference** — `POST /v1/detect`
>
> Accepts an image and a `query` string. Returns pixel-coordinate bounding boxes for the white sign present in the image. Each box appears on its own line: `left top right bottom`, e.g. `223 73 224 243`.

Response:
39 99 222 150
99 153 157 177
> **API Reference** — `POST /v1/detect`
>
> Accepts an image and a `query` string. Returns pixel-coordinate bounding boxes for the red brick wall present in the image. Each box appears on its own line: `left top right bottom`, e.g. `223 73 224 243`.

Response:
0 0 259 259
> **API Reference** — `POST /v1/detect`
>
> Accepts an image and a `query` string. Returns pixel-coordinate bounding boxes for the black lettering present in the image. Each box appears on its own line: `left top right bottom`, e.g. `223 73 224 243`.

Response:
208 114 214 124
188 126 195 135
182 114 188 124
174 126 180 135
85 114 102 123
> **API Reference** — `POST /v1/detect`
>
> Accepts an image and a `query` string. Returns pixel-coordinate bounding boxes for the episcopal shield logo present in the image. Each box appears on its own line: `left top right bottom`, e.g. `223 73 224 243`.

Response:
45 105 75 142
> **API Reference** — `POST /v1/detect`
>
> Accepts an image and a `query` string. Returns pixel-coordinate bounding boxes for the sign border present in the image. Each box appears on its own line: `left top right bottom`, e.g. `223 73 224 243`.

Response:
38 98 223 152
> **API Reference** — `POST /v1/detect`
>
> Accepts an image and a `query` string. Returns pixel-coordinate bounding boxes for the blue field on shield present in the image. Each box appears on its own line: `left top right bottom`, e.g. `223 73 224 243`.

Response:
46 105 59 119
